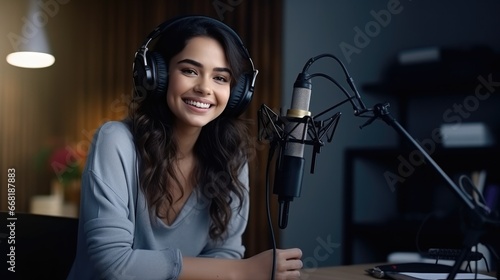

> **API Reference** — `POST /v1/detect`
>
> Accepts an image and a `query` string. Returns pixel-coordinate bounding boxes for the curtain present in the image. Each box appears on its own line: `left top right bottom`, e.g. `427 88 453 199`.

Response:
0 0 282 258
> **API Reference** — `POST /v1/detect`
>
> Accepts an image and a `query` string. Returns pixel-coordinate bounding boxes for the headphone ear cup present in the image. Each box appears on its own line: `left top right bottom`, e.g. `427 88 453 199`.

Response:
225 72 255 117
132 51 168 98
132 52 153 99
147 52 168 98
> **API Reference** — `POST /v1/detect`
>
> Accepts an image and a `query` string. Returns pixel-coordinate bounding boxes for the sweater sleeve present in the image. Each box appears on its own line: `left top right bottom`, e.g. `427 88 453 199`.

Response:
199 163 250 259
79 121 182 280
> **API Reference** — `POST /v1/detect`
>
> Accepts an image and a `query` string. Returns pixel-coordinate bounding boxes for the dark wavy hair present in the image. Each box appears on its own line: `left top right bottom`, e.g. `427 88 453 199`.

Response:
127 16 253 241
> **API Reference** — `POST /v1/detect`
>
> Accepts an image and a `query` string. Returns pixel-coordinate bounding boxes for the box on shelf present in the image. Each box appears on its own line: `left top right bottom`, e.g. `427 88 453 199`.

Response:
440 122 495 148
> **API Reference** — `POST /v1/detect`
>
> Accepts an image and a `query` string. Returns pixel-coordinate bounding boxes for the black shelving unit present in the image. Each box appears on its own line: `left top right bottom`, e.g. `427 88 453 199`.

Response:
341 48 500 265
341 146 500 265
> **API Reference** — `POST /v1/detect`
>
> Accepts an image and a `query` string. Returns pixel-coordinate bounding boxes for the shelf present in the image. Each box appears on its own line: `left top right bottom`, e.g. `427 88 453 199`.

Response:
342 146 500 265
345 146 500 173
350 217 465 249
362 46 500 96
362 80 494 96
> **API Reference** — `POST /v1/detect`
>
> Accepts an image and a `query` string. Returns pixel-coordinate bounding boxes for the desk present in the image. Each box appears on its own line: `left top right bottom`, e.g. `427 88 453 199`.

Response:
300 263 498 280
300 263 379 279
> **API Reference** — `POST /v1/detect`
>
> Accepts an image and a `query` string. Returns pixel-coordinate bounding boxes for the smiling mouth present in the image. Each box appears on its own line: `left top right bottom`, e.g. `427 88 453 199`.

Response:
183 99 212 109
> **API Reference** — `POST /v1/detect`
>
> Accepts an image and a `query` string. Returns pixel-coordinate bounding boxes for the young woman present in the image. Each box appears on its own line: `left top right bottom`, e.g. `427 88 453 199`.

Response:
67 15 303 280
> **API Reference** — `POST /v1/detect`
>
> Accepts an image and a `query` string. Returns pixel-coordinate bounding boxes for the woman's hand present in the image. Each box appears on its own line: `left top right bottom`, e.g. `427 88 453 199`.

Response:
245 248 303 280
179 248 302 280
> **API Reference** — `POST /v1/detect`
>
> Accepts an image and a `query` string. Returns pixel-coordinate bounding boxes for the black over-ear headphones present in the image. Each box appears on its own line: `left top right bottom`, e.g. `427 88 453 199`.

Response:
132 15 258 117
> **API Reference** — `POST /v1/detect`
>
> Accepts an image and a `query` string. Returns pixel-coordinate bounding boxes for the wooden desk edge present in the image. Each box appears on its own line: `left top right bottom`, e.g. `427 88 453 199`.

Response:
300 263 383 280
301 263 497 280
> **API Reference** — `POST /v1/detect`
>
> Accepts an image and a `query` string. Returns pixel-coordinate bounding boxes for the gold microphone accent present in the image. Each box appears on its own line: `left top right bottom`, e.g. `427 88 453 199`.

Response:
287 109 311 118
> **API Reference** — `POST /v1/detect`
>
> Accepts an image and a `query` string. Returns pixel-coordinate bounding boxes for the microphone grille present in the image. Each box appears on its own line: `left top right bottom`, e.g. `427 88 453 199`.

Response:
290 87 312 112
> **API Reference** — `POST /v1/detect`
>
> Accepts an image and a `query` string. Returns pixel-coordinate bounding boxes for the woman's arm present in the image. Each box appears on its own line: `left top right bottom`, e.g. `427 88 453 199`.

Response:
73 121 183 279
180 248 303 280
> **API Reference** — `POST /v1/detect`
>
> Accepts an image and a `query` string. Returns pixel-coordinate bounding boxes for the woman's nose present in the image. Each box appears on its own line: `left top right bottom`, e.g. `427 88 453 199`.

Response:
194 77 212 95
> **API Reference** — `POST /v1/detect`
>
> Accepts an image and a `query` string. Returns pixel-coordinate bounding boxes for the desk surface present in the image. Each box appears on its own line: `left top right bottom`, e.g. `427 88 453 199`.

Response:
300 263 497 280
301 263 379 280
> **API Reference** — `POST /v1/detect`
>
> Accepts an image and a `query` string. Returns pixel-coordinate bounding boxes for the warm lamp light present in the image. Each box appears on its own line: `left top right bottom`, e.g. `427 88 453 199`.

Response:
6 51 55 68
5 0 55 69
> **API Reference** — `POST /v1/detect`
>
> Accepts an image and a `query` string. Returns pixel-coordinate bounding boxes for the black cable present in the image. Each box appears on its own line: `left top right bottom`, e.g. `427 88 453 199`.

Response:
483 255 491 273
415 211 435 254
301 53 349 77
265 141 279 280
474 246 478 279
293 53 374 126
458 174 491 214
301 53 367 111
308 73 355 104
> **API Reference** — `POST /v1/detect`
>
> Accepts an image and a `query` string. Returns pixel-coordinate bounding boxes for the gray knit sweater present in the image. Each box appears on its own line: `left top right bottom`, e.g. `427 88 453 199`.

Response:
67 121 249 280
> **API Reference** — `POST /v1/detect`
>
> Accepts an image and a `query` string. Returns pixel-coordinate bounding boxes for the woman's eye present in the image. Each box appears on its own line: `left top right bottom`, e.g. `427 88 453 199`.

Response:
214 76 229 83
181 69 197 75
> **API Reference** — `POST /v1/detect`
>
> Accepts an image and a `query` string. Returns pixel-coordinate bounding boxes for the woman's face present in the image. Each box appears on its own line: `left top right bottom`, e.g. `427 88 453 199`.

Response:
166 36 231 129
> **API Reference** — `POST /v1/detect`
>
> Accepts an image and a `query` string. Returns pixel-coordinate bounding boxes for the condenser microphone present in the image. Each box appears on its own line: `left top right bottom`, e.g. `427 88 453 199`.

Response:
274 72 312 229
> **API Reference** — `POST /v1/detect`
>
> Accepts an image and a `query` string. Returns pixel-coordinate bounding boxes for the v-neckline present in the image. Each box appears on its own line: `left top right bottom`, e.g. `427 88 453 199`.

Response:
158 187 199 228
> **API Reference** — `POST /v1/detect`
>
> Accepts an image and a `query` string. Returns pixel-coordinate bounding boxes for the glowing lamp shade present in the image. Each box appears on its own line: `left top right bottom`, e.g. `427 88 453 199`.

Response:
6 51 55 68
5 0 55 69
